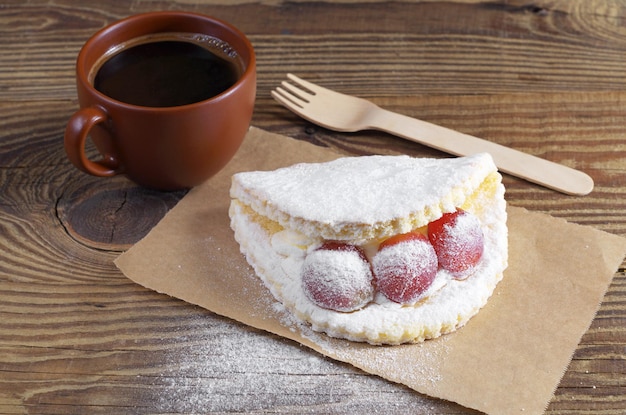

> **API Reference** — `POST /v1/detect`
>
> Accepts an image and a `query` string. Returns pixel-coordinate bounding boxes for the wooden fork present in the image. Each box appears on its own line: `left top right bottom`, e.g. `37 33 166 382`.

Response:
271 73 594 196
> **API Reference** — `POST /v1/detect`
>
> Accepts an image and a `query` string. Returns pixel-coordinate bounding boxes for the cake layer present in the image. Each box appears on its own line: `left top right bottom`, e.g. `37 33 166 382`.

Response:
230 153 498 245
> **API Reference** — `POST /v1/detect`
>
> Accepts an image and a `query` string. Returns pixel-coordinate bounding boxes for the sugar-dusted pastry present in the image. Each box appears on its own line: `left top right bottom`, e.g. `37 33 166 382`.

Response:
229 153 508 345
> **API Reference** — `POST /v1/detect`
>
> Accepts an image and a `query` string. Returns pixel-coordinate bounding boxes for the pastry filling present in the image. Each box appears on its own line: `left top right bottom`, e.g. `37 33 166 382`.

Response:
300 208 485 312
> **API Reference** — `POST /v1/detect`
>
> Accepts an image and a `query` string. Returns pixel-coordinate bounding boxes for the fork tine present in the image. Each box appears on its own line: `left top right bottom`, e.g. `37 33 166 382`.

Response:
271 87 306 111
280 80 314 102
286 73 325 95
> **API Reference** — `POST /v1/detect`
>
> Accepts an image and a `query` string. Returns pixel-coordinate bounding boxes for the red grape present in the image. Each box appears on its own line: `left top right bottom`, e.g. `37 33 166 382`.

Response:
428 209 484 279
301 242 374 312
373 232 438 304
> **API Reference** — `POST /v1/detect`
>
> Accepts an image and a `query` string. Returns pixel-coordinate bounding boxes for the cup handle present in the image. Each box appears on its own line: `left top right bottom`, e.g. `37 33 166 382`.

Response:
64 106 123 177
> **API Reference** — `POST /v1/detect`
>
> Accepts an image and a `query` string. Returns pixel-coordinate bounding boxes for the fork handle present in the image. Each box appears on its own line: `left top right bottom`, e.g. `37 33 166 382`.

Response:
370 109 594 196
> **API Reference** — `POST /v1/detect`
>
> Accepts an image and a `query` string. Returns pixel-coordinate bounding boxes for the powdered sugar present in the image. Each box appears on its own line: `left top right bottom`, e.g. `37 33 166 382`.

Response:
231 154 496 244
229 153 508 345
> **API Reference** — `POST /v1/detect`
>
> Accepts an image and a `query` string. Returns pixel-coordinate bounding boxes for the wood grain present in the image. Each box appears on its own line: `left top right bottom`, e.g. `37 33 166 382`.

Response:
1 1 626 414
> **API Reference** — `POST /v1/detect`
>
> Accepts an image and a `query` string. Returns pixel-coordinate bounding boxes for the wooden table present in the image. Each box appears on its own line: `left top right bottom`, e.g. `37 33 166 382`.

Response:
2 1 625 413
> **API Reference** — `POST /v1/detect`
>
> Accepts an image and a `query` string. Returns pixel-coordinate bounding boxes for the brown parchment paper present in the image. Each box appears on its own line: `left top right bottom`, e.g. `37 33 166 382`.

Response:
115 127 626 415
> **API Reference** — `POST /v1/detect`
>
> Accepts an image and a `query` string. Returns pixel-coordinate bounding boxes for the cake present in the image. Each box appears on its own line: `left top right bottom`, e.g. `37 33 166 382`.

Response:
229 153 508 345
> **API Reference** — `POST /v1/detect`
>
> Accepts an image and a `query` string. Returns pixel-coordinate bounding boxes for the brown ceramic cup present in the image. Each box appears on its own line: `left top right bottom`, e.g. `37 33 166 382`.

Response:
64 12 256 190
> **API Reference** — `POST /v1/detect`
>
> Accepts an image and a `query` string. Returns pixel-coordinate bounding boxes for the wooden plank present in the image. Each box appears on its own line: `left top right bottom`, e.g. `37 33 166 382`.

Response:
2 1 626 99
1 1 626 413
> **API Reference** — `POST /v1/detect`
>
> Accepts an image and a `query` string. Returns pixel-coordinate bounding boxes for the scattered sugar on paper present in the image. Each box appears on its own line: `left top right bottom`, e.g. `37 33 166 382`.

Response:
302 327 449 393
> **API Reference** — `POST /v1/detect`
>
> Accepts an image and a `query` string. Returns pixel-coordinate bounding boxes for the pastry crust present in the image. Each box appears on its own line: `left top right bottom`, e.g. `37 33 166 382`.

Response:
229 154 508 345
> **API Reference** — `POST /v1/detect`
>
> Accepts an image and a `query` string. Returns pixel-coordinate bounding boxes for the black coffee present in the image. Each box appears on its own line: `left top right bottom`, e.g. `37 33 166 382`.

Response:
93 36 241 107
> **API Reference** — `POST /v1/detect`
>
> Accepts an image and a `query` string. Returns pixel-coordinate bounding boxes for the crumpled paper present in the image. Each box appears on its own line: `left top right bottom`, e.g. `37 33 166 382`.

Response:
115 127 626 414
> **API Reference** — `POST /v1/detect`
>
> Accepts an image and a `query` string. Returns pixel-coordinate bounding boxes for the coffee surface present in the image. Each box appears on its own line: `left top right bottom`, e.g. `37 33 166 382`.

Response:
94 39 240 107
